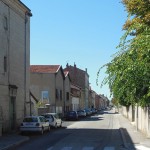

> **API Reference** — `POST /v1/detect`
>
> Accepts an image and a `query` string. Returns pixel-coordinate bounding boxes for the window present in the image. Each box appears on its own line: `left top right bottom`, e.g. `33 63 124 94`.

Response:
4 56 7 72
39 116 45 122
56 89 59 99
60 90 62 100
41 91 49 103
66 92 69 101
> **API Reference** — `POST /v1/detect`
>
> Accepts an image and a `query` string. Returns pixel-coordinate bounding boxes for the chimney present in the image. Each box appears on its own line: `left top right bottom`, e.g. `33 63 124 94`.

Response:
74 62 76 68
85 68 87 73
66 63 69 68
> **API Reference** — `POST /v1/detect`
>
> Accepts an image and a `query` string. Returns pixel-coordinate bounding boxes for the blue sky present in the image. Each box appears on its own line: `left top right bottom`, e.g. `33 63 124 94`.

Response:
21 0 127 99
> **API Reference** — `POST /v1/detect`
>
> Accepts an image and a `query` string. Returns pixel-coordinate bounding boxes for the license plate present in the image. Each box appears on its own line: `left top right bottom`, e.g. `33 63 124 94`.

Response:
25 123 33 125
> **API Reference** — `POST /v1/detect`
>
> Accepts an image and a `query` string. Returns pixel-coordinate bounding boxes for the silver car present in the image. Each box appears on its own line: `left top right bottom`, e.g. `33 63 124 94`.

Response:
20 116 50 135
77 110 86 117
42 113 62 128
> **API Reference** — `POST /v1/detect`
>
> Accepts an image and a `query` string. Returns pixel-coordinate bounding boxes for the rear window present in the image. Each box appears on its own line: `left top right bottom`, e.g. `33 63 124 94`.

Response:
23 117 38 122
68 111 75 114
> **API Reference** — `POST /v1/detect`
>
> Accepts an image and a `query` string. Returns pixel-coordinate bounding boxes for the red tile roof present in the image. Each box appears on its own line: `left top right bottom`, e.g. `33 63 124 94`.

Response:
30 65 61 73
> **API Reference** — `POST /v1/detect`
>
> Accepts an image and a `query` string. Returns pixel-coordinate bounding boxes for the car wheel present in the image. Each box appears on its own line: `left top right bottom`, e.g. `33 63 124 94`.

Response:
20 131 24 135
60 122 62 127
41 127 44 135
55 123 57 129
48 126 51 131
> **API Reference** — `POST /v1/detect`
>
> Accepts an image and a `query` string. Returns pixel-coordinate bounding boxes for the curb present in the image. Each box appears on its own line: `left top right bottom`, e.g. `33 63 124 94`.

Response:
119 128 129 149
0 136 29 150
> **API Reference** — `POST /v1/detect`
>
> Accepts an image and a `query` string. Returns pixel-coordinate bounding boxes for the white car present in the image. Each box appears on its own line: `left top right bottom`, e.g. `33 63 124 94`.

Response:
20 116 50 134
42 113 62 128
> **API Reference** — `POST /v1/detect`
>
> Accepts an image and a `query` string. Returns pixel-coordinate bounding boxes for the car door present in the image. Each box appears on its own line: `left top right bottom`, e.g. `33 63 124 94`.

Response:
39 116 47 130
55 114 61 126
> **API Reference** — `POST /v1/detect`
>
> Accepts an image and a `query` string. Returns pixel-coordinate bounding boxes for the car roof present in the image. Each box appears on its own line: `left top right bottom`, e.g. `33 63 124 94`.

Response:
43 113 57 115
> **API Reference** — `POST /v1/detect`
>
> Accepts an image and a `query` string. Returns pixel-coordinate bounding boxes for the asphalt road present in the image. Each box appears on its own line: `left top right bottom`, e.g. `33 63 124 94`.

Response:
10 109 126 150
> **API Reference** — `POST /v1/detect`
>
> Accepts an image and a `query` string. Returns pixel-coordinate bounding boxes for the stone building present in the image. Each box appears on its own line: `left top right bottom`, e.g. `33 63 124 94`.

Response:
64 71 71 112
64 63 89 109
70 84 81 111
0 0 32 134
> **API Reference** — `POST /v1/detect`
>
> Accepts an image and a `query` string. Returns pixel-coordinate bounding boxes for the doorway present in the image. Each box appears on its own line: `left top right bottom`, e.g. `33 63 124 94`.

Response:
10 97 16 130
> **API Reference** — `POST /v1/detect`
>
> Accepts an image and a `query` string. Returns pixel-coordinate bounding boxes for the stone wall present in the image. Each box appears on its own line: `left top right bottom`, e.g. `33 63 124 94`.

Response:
0 0 31 133
119 105 150 137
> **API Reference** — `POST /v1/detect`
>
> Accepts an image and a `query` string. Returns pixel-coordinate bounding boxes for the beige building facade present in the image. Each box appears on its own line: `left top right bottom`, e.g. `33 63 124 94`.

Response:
30 65 66 115
64 71 71 112
0 0 32 134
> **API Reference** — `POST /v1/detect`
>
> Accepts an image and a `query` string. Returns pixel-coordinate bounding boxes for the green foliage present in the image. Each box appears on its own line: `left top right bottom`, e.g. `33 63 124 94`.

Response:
97 0 150 107
36 100 45 108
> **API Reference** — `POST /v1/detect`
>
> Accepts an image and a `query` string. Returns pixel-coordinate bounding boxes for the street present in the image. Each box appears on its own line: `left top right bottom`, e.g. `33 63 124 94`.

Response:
10 109 127 150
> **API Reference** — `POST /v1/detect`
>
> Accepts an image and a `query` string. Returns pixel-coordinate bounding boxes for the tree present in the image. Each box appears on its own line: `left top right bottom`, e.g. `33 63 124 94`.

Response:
97 0 150 107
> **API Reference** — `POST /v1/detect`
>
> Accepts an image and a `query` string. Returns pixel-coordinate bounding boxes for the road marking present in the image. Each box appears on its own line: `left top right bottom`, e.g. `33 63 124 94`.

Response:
104 147 115 150
135 145 150 150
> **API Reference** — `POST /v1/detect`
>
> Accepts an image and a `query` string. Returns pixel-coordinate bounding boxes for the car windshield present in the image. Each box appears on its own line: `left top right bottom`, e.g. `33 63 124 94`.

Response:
43 115 52 119
68 111 75 114
23 117 38 122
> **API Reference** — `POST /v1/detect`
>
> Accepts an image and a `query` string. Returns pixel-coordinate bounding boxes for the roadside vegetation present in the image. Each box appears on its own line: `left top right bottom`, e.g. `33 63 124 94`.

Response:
97 0 150 107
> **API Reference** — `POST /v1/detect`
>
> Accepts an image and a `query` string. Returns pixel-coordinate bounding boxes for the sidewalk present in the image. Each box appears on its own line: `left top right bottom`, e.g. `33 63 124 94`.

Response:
0 133 29 150
118 114 150 150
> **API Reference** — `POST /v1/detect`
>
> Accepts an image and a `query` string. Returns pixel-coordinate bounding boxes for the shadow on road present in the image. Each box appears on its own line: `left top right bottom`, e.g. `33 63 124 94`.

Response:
14 128 135 150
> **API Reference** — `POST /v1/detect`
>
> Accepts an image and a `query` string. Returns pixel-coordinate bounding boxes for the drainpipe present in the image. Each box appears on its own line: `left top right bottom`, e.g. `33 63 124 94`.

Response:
55 74 56 113
24 12 28 117
63 75 65 117
24 11 32 117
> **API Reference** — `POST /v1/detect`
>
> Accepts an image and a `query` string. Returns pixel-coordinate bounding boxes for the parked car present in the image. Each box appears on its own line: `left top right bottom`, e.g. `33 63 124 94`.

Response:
77 110 86 117
42 113 62 128
84 109 92 116
91 108 97 114
20 116 50 135
66 111 78 120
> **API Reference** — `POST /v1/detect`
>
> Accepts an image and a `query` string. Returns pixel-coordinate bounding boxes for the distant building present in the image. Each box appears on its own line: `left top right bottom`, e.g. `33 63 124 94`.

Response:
64 71 71 112
70 84 81 111
89 89 96 108
64 63 89 109
0 0 32 134
30 65 66 115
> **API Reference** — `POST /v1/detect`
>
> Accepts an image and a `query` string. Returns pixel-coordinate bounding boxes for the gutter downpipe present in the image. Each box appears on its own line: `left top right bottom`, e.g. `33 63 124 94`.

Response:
24 11 32 117
24 12 27 117
55 74 56 113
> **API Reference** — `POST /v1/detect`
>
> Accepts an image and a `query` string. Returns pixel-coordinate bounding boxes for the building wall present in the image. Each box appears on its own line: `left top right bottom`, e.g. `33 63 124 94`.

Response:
55 71 64 114
120 106 150 137
95 94 100 109
30 70 65 114
64 76 71 112
0 0 31 133
64 64 89 109
30 73 56 112
72 97 79 111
